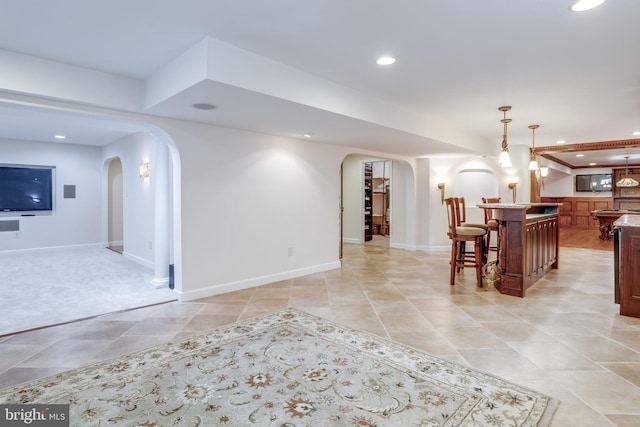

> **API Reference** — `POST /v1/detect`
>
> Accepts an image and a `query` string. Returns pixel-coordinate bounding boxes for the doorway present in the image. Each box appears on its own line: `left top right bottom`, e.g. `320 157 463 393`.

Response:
364 160 391 246
107 157 124 254
341 155 402 251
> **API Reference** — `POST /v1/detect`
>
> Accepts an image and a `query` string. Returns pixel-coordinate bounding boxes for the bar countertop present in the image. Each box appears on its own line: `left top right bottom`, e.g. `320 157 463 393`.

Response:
614 214 640 228
476 203 563 209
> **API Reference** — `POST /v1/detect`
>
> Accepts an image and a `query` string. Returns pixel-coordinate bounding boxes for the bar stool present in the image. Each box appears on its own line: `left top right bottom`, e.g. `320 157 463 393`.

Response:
482 197 501 255
445 197 487 287
458 197 489 262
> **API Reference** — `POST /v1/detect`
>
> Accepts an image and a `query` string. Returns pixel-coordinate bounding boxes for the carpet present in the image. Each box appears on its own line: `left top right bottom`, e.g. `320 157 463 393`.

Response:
0 309 558 426
0 246 177 337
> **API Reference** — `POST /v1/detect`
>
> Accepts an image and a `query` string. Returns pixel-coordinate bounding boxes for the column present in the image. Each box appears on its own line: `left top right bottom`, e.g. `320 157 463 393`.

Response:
150 140 170 288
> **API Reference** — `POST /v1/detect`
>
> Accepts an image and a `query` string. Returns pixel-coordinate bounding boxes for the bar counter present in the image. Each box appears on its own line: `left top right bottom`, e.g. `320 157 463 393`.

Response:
477 203 562 297
614 214 640 318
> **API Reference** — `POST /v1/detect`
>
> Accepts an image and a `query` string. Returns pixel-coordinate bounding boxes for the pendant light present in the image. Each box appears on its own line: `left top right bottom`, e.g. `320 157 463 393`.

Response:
498 106 512 168
528 124 539 171
616 156 639 188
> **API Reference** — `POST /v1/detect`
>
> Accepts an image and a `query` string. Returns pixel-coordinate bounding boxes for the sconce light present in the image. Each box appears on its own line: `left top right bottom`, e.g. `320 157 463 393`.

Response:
539 166 549 189
139 162 150 179
507 178 518 203
437 182 445 205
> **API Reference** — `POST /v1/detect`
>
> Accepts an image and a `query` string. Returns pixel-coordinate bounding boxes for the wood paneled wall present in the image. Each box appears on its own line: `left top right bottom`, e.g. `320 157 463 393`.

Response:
613 166 640 210
540 196 612 228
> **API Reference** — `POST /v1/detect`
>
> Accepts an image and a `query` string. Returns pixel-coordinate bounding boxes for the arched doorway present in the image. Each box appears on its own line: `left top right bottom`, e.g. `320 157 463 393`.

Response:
340 154 415 254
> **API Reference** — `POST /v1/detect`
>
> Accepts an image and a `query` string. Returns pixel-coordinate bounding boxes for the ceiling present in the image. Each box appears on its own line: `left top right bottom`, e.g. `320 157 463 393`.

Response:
0 0 639 164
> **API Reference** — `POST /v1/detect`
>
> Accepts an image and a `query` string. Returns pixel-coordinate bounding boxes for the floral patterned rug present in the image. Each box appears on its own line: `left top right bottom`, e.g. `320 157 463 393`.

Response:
0 309 558 426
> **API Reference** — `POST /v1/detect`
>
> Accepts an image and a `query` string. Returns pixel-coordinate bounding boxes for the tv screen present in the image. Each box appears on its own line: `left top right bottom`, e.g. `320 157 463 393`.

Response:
576 174 612 192
0 165 54 212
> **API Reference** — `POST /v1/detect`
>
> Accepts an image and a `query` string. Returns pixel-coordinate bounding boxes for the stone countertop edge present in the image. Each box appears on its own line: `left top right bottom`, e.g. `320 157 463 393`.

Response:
614 214 640 227
476 203 563 209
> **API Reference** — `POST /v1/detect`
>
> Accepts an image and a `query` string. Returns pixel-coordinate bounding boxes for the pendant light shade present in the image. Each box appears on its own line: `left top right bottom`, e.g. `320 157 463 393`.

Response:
528 124 539 171
498 106 512 168
616 156 639 188
499 150 512 168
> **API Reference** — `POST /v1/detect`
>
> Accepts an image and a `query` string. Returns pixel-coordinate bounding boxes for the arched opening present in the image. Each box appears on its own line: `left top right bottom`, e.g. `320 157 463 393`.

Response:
340 154 415 254
0 102 182 336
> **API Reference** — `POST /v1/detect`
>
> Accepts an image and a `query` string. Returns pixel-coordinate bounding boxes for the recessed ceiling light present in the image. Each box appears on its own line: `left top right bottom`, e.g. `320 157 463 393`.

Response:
569 0 606 12
192 103 217 110
54 135 66 139
589 162 597 166
633 131 640 136
303 134 312 138
376 56 396 65
556 140 566 144
576 154 585 157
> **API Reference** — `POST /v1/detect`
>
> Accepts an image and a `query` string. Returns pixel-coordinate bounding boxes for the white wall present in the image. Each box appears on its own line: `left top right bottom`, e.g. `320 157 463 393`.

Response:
157 121 347 300
102 132 158 267
0 139 102 251
390 161 416 250
428 155 503 250
341 155 365 244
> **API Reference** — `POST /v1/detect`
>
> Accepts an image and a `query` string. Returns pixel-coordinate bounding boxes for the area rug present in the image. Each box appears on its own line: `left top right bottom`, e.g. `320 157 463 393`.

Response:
0 309 558 426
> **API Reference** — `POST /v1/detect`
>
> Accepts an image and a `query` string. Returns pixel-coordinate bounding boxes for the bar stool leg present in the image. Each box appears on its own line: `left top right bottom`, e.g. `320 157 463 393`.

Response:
450 240 458 286
475 237 484 287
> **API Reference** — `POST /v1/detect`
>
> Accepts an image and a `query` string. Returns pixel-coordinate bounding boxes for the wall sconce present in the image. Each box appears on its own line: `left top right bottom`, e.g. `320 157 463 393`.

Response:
507 178 518 203
139 162 150 179
437 182 445 205
539 166 549 189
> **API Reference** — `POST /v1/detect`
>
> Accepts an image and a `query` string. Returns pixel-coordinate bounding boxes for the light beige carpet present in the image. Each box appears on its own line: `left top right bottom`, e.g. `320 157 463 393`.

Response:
0 246 176 336
0 309 558 426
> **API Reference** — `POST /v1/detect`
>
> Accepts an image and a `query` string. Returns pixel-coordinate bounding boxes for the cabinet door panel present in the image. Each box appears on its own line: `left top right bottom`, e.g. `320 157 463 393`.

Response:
620 231 640 318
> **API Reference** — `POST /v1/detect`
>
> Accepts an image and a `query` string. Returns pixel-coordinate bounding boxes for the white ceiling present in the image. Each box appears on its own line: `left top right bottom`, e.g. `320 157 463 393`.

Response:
0 0 639 165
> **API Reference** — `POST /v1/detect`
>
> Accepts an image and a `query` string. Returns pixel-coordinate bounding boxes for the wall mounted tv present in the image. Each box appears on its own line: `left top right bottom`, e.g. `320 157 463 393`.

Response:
576 173 612 192
0 165 54 213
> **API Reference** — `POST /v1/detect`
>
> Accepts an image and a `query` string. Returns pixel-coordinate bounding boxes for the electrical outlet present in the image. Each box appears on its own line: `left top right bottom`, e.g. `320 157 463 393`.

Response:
14 231 20 239
288 247 293 257
149 241 153 249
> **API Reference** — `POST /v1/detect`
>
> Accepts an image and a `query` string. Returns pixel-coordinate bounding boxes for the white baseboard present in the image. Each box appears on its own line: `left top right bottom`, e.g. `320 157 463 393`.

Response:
342 237 362 244
389 242 417 251
0 242 156 271
178 261 342 301
425 245 450 253
123 251 153 270
0 242 105 255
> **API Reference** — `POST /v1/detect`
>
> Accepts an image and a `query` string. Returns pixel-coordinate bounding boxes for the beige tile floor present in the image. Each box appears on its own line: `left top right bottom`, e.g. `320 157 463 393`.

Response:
1 240 639 426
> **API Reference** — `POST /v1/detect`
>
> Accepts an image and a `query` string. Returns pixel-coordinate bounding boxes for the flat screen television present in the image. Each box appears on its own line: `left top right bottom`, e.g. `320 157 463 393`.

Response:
0 165 54 213
576 173 612 192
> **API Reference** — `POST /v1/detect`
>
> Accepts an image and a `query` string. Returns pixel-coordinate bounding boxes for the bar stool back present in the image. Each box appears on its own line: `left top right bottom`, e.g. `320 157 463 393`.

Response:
482 197 501 255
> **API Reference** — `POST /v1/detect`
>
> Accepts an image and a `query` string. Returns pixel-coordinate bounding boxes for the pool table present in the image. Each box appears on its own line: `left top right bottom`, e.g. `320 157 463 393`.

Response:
591 209 640 240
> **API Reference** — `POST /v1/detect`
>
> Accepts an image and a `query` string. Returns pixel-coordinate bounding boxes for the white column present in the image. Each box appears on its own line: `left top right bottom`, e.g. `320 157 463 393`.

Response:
150 140 170 288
